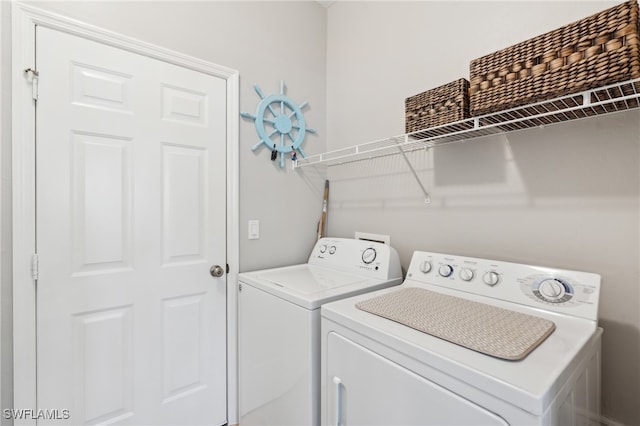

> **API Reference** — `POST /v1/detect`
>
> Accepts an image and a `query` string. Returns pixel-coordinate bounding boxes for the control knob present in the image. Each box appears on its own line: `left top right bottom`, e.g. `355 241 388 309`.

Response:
538 278 566 300
362 247 377 264
438 264 454 277
419 260 432 274
329 246 337 255
483 271 500 286
319 244 327 254
459 268 474 282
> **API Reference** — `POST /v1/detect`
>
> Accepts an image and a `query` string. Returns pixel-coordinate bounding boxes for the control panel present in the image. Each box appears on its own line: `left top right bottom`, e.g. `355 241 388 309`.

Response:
309 238 402 281
405 251 601 321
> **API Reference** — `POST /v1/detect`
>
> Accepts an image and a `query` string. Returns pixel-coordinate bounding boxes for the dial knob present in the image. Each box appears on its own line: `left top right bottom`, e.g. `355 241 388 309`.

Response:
362 247 377 264
419 260 432 274
438 264 454 277
538 279 566 300
329 246 337 255
459 268 474 282
319 244 327 254
483 271 500 286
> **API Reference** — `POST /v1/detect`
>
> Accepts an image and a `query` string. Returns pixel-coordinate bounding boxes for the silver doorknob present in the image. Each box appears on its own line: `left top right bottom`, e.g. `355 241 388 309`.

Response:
210 265 224 278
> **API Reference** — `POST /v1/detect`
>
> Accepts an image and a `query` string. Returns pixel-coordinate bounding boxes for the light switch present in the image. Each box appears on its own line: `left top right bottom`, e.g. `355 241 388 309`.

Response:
248 220 260 240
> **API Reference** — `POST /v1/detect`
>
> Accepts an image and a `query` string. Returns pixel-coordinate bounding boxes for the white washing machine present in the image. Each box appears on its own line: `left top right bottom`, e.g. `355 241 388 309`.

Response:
321 250 602 425
238 237 402 426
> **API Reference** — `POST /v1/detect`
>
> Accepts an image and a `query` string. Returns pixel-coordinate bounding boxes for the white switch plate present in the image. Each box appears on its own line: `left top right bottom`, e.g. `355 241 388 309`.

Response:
248 220 260 240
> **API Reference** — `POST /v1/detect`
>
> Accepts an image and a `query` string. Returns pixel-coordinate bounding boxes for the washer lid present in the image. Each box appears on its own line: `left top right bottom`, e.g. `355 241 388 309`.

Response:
239 264 401 310
256 265 368 294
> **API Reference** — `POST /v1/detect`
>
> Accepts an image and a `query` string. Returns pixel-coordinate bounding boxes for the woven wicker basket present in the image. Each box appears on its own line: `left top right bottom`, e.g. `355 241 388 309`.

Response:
405 78 470 133
469 0 640 116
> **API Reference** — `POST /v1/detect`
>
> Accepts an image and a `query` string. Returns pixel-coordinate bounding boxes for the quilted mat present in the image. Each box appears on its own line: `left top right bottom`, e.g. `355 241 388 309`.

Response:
356 287 555 360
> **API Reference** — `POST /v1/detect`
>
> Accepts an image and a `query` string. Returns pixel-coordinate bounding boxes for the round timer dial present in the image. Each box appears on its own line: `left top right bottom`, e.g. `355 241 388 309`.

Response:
362 248 377 264
533 277 574 303
519 274 588 307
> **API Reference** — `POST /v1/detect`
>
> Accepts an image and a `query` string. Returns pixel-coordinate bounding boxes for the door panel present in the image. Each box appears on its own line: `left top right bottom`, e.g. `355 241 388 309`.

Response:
162 144 207 264
72 132 133 274
36 26 227 425
161 293 208 402
72 306 134 425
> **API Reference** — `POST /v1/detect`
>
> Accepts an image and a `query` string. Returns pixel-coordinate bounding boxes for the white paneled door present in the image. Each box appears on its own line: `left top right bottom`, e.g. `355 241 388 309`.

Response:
35 26 227 425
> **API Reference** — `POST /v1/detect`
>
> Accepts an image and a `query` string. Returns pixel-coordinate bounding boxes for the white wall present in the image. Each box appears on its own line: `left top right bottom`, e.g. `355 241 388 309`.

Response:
0 0 327 422
326 1 639 425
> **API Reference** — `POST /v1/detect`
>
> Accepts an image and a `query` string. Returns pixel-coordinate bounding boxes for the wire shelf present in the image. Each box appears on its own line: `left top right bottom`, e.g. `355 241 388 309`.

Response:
294 79 640 170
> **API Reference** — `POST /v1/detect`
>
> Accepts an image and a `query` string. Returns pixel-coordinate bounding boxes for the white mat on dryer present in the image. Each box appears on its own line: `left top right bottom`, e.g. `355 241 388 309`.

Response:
356 287 555 360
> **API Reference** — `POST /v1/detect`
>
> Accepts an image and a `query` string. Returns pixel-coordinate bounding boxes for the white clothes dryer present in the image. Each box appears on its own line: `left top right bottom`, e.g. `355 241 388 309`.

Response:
238 238 402 426
321 250 602 425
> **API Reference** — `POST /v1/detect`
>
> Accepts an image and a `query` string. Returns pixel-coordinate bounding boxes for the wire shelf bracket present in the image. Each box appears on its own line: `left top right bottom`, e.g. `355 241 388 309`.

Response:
397 140 431 204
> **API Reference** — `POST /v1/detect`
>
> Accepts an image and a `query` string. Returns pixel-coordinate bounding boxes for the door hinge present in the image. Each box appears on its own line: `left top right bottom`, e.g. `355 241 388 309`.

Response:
31 253 39 281
24 68 39 101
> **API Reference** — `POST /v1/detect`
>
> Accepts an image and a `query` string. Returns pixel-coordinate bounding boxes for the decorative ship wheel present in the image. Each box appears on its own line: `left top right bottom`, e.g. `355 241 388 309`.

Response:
241 80 315 168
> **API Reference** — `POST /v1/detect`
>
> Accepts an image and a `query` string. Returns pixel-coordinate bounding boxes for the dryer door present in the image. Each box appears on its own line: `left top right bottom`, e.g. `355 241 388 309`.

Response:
326 332 508 426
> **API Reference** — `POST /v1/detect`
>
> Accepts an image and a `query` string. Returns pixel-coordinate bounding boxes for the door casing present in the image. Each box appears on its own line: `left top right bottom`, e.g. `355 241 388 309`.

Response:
11 3 240 424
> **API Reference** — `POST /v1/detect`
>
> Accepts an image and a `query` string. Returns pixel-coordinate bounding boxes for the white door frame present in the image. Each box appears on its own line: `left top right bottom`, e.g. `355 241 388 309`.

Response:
11 3 240 424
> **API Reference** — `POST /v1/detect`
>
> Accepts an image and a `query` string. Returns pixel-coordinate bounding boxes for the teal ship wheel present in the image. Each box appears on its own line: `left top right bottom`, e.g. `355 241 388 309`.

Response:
241 81 316 168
